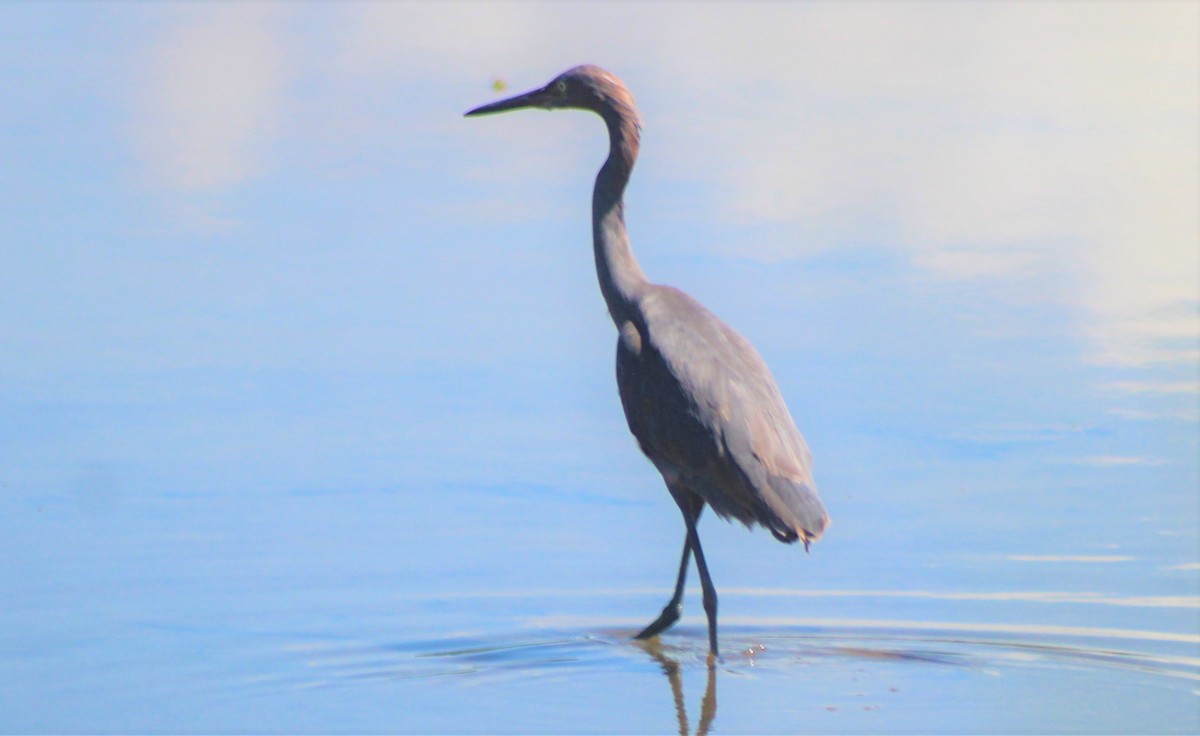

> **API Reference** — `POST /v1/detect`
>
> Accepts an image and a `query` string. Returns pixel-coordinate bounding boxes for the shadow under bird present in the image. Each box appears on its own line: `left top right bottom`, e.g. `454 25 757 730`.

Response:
465 65 830 658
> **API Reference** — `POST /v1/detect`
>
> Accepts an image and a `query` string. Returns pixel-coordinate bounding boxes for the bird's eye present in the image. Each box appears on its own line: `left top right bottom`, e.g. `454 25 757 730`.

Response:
555 80 568 96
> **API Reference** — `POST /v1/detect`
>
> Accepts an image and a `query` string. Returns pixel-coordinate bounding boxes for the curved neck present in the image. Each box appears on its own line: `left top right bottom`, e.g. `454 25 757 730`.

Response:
592 107 648 326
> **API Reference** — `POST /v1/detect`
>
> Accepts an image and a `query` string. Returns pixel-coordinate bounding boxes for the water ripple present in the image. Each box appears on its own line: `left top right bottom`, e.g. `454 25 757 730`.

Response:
267 618 1199 691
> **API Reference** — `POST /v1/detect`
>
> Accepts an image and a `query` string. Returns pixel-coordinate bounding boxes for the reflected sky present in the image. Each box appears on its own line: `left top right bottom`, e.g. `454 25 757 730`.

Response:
2 1 1195 521
1 2 1197 734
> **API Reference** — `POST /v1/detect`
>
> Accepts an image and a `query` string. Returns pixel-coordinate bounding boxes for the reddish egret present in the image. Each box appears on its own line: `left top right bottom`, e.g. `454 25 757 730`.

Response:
465 65 829 657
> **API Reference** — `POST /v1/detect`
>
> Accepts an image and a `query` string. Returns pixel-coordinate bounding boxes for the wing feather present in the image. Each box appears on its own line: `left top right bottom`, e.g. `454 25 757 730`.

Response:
616 286 830 545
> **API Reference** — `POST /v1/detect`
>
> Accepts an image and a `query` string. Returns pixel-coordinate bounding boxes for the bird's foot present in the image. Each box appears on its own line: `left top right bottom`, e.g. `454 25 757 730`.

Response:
633 602 682 640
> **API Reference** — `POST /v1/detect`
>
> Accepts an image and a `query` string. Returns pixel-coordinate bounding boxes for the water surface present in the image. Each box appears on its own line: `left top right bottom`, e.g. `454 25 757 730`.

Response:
2 3 1198 733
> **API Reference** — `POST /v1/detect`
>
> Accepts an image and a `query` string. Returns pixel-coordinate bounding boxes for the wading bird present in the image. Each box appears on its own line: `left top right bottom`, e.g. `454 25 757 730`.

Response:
465 66 829 657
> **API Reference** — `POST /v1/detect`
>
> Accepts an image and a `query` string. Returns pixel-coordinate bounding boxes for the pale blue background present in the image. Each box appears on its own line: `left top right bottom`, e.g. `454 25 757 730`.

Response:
2 2 1197 733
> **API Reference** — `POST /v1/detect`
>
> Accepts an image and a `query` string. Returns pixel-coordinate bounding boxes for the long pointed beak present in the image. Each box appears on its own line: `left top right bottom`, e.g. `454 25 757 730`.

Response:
464 85 550 117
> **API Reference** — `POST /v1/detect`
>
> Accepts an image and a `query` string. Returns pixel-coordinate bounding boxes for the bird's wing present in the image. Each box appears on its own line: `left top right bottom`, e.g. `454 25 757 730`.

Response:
622 286 829 544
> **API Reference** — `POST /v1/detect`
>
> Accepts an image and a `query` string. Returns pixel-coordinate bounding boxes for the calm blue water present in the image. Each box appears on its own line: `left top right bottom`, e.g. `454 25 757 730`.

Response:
2 365 1196 733
2 3 1198 733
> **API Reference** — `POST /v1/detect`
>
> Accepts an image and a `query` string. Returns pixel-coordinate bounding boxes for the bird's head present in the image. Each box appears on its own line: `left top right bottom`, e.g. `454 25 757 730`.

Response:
465 65 640 126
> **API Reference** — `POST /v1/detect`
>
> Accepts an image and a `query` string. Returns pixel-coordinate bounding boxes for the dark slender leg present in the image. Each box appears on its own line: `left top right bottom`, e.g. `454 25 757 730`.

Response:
634 535 692 640
685 513 719 657
635 492 704 641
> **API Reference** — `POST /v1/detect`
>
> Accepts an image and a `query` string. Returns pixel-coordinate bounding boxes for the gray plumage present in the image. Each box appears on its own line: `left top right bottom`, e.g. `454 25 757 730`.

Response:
466 65 829 657
619 286 827 544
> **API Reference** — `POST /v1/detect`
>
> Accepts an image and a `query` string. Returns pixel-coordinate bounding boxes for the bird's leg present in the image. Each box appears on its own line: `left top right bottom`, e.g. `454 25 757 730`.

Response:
634 534 692 640
636 494 704 641
685 514 719 658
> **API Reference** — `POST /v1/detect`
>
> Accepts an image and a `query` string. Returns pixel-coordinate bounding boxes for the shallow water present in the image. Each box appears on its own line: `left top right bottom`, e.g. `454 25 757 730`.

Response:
3 466 1197 733
274 620 1199 734
2 306 1196 735
3 4 1199 732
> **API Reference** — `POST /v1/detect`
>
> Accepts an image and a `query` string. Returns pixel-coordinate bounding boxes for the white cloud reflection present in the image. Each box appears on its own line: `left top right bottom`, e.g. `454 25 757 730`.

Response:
1102 380 1200 395
387 586 1200 610
1052 455 1167 467
721 587 1197 610
721 618 1200 646
642 2 1199 370
1006 554 1134 563
125 2 1198 376
132 4 284 191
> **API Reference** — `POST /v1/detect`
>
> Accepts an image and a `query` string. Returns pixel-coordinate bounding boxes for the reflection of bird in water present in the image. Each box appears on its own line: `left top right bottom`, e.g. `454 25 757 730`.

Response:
466 66 830 658
635 638 717 736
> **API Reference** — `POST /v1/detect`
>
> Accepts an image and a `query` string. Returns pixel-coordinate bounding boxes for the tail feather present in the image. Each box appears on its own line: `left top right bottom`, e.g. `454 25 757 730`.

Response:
765 475 830 548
